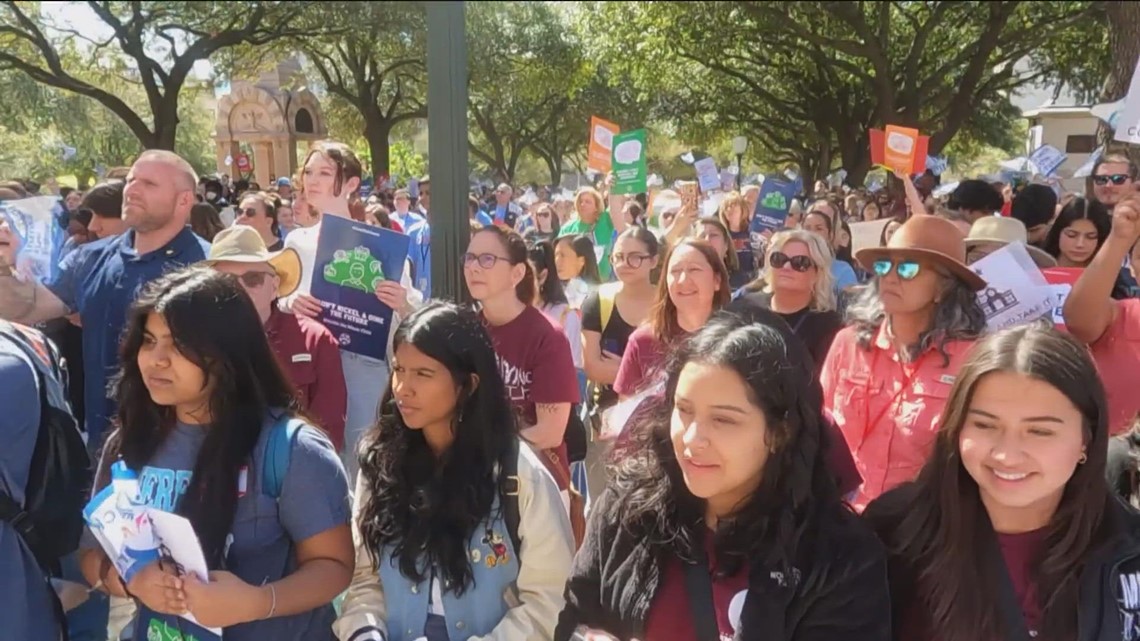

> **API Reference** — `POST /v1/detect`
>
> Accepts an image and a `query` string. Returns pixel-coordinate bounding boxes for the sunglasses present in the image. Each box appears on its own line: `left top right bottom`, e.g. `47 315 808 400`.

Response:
611 252 650 268
872 259 922 280
237 270 276 288
241 207 260 218
769 252 814 272
462 252 510 269
1093 174 1131 186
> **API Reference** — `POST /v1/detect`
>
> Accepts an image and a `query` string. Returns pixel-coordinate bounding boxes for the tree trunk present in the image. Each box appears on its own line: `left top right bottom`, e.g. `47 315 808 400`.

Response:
543 152 562 186
152 97 181 151
365 119 393 181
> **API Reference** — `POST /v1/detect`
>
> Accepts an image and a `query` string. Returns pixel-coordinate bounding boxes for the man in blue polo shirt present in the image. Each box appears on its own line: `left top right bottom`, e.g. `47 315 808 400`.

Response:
0 149 209 455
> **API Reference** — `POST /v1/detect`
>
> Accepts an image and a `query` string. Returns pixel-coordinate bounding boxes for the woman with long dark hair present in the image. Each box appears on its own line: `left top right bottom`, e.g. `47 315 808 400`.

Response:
554 234 603 309
78 266 353 641
335 302 574 641
822 215 986 511
1042 196 1111 269
557 314 890 640
864 323 1128 641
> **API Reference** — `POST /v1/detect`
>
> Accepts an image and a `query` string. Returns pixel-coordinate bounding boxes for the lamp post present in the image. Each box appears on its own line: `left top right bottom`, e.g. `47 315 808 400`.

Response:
731 136 748 191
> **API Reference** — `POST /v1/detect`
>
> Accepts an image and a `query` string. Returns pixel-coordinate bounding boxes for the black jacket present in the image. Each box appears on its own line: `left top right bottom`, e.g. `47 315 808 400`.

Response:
866 485 1140 641
555 487 892 641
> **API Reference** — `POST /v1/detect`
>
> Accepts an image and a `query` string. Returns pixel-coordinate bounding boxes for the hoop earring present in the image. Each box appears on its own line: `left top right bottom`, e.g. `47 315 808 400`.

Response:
1078 452 1088 465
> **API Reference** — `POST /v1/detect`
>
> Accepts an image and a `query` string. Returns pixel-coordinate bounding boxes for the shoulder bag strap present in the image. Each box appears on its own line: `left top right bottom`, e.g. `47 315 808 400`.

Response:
682 531 722 641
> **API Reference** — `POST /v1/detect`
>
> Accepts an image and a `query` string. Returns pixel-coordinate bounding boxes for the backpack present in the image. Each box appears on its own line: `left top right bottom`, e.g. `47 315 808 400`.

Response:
0 320 91 572
500 438 585 561
262 413 303 500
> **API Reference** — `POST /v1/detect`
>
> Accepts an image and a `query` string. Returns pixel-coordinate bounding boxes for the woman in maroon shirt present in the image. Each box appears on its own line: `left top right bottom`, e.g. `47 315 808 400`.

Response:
613 239 730 400
864 323 1135 641
463 226 582 537
557 313 890 641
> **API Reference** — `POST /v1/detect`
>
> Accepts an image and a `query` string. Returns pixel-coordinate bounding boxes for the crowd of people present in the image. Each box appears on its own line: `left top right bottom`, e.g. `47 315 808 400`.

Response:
1 140 1140 641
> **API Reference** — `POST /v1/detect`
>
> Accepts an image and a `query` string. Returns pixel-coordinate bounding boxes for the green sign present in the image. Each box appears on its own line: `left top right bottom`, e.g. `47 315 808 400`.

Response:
322 246 387 294
610 129 647 195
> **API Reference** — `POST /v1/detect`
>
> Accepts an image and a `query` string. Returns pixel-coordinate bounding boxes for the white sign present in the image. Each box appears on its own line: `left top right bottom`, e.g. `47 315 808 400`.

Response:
694 157 720 193
1072 146 1104 179
1028 144 1067 177
970 243 1054 331
1114 55 1140 145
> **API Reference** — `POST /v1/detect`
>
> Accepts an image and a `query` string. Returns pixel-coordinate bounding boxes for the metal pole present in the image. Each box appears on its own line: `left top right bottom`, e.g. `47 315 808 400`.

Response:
426 1 470 302
735 153 743 190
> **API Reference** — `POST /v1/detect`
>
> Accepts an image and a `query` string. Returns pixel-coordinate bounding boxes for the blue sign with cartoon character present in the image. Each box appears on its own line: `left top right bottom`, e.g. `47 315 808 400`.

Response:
311 215 410 361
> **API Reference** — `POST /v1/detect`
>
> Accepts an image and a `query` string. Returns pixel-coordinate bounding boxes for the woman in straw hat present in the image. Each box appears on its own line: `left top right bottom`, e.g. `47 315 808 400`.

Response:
820 215 986 510
963 216 1057 268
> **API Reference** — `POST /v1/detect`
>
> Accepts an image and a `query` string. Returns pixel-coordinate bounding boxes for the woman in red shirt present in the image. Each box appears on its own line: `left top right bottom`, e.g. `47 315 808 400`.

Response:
613 239 730 400
864 323 1132 641
821 215 986 510
557 314 890 641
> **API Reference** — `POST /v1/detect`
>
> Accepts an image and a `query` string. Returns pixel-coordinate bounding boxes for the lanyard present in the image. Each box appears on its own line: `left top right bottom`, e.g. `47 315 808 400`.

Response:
862 348 931 445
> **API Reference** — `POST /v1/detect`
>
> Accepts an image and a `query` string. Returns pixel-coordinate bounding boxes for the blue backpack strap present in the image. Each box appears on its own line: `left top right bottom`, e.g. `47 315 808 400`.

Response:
262 413 303 500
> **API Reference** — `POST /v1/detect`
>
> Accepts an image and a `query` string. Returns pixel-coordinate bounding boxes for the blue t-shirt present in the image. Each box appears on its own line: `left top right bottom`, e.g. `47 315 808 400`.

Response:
84 416 351 641
831 259 858 292
0 337 56 641
394 211 431 298
46 227 210 450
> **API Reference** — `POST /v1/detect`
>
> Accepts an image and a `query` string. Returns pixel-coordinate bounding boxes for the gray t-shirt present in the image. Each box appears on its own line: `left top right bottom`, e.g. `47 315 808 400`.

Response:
85 415 351 641
0 339 57 641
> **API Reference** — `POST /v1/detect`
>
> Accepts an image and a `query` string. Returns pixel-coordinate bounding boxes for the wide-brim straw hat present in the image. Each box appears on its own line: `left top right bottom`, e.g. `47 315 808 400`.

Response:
203 225 302 299
964 216 1057 268
855 214 986 291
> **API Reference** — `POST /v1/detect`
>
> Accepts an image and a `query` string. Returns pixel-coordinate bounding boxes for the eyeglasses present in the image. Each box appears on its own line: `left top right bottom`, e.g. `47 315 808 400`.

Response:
769 252 814 272
241 207 259 218
611 252 650 268
872 259 922 280
237 270 276 288
462 252 511 269
1093 174 1131 186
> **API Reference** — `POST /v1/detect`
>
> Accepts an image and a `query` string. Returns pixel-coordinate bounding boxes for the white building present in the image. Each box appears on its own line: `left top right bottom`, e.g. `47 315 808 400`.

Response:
1021 104 1099 193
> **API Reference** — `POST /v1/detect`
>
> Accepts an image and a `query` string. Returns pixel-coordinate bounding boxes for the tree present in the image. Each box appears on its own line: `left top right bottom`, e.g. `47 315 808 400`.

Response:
297 2 427 179
465 2 590 183
0 1 318 150
587 1 1099 186
0 67 215 184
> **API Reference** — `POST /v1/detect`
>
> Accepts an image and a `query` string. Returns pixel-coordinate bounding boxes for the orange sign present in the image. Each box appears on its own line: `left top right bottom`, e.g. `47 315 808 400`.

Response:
587 116 620 173
869 127 929 175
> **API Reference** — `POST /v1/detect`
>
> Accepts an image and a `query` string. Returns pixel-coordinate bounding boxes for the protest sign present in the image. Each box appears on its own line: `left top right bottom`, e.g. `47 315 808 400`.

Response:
694 157 720 193
1028 143 1067 177
587 116 620 173
311 215 410 361
971 243 1054 331
0 196 66 284
850 219 891 255
926 155 949 177
611 129 648 194
749 175 797 235
1042 267 1083 331
1072 146 1104 179
720 168 736 192
869 127 930 174
1114 55 1140 145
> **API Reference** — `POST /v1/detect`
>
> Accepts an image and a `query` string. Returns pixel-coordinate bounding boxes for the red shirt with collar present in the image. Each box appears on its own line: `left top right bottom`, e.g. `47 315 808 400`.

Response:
265 308 347 449
821 324 975 510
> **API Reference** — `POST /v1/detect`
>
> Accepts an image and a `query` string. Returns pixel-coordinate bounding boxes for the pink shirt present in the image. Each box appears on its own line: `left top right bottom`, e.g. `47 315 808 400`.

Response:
1090 298 1140 435
821 325 975 510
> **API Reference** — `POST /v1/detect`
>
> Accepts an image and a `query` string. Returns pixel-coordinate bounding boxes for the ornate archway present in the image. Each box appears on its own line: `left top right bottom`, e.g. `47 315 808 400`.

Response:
213 59 328 187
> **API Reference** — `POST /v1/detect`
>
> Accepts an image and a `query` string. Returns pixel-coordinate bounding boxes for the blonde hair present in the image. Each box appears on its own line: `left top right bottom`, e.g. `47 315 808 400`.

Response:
761 230 837 312
717 191 750 233
573 187 604 221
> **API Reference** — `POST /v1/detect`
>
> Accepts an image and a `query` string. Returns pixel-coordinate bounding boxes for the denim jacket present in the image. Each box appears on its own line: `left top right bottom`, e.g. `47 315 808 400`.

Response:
336 441 574 641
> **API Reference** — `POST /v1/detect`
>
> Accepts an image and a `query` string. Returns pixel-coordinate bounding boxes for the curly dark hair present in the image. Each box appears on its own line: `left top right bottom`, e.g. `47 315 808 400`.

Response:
356 301 519 594
101 266 301 566
608 312 842 576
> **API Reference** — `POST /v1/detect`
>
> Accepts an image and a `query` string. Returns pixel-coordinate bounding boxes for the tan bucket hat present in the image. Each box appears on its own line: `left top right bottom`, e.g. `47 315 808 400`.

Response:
964 216 1057 268
203 226 302 298
855 214 986 291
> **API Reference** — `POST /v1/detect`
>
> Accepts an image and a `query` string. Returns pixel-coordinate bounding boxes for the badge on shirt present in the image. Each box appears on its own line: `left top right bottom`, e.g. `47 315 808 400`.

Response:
237 466 249 497
939 374 956 385
291 353 313 363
